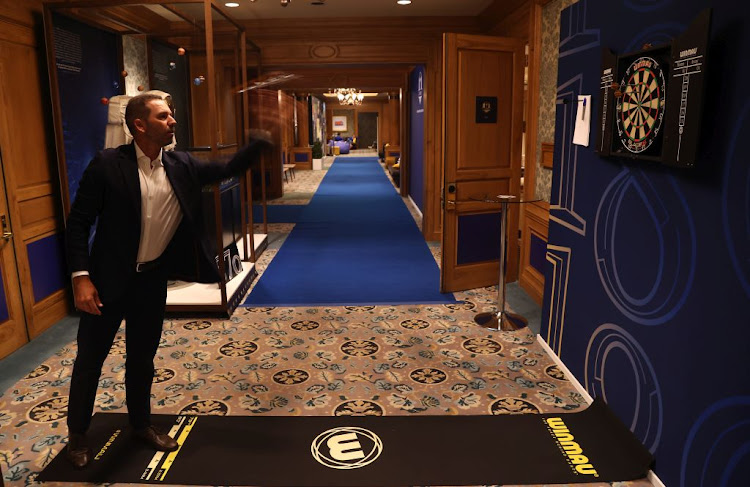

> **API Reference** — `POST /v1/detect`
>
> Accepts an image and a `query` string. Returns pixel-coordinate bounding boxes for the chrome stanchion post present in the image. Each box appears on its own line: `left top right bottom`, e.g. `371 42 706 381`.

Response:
474 194 527 331
495 196 510 326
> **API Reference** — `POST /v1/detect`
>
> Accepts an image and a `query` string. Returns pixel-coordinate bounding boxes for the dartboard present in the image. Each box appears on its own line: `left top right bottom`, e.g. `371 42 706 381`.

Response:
615 56 667 154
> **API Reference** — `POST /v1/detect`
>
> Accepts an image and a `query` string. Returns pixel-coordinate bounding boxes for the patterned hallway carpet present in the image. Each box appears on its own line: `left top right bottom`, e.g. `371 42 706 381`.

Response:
0 166 653 487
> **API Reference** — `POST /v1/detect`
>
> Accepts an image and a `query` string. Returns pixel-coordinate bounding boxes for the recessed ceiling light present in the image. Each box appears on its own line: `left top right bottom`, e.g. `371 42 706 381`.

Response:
225 2 239 7
397 0 412 5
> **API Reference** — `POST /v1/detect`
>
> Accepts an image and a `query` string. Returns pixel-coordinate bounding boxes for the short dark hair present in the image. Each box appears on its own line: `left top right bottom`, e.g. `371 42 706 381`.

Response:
125 94 165 135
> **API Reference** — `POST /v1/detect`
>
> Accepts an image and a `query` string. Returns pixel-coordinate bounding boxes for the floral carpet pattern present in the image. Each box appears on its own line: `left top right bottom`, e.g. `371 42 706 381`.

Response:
0 164 652 487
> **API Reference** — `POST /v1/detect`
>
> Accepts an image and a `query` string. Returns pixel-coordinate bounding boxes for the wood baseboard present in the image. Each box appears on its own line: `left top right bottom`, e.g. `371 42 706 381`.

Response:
28 290 70 339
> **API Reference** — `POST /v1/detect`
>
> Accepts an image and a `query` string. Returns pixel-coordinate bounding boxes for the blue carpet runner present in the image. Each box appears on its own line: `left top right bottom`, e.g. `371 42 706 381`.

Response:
252 204 305 223
242 157 456 307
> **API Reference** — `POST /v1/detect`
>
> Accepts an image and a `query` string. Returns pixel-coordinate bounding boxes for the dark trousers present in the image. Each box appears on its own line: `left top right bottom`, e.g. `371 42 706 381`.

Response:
67 267 168 434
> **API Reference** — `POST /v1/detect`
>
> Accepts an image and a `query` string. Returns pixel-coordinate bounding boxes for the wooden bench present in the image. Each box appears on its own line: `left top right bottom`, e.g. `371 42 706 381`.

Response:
283 164 296 183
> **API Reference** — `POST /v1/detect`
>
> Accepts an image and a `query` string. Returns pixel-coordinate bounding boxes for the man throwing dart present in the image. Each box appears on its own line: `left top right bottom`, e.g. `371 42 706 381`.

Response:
64 93 271 468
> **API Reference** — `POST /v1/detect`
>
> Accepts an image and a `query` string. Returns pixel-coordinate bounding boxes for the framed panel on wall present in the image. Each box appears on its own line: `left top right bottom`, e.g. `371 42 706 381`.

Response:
332 115 347 132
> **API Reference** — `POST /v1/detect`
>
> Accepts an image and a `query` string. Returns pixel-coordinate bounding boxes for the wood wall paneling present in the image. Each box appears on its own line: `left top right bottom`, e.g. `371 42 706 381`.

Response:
541 141 554 168
296 96 309 147
519 200 549 305
0 0 41 29
239 17 481 42
0 16 36 46
0 9 69 347
478 0 531 33
290 147 312 171
383 98 400 146
249 89 284 199
273 66 410 92
189 54 210 147
20 231 68 339
189 52 240 148
422 40 443 241
483 1 532 38
221 65 237 146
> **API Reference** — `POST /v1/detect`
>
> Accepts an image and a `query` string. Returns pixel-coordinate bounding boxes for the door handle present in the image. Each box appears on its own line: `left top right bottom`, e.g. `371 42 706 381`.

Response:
1 215 12 241
444 183 457 211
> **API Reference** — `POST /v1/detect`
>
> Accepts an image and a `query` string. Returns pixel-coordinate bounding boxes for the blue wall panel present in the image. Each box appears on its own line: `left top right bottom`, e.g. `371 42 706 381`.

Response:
529 233 547 275
456 212 501 265
27 234 67 303
541 1 750 485
408 65 425 212
0 267 8 322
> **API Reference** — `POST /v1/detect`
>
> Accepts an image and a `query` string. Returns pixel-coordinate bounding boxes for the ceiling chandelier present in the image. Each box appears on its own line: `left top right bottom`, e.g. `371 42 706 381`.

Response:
333 88 364 106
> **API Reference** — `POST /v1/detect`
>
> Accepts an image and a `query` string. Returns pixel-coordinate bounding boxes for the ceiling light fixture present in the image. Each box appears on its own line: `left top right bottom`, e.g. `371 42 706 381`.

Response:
225 2 239 7
330 88 364 106
397 0 412 5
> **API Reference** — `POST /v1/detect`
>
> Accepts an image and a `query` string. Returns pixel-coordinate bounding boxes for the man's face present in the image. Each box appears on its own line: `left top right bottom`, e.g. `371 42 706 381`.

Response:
140 99 176 147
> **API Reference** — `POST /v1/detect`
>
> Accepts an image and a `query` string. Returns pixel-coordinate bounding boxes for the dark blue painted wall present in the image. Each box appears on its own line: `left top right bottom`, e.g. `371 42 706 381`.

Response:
53 13 120 204
409 65 425 212
541 1 750 486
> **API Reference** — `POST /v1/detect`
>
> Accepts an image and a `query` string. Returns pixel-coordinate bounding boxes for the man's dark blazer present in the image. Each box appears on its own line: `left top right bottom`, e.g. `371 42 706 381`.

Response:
65 140 267 303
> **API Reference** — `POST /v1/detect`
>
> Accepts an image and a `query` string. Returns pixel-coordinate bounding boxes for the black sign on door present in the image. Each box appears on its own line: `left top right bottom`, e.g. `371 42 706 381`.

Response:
476 96 498 123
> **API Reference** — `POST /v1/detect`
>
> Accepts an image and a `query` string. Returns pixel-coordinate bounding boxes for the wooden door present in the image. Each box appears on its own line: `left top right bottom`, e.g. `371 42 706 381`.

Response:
440 33 525 292
0 149 28 359
1 27 70 341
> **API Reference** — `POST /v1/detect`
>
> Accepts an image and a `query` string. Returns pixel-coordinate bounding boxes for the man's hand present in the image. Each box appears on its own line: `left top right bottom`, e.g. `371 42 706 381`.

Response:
73 275 103 315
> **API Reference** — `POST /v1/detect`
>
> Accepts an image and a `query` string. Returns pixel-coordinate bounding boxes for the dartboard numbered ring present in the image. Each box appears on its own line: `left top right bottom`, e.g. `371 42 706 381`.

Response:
615 56 667 154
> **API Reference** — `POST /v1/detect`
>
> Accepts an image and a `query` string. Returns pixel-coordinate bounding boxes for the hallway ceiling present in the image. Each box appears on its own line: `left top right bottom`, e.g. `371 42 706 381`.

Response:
50 1 498 97
151 0 494 21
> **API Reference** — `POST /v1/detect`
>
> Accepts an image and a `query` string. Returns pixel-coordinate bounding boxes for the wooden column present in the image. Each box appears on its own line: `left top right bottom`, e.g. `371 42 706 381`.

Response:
204 0 226 307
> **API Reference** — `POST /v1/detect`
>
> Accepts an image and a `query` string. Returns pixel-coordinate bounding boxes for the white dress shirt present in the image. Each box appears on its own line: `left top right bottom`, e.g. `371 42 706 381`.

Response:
71 143 184 280
134 143 183 263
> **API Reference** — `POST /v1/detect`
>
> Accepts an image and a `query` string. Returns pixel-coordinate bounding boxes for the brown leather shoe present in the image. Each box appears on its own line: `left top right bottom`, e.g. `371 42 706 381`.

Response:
133 425 178 451
66 433 91 469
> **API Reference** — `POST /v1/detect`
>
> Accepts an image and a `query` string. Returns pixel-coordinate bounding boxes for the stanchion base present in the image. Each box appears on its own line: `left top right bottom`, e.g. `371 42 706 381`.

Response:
474 312 529 331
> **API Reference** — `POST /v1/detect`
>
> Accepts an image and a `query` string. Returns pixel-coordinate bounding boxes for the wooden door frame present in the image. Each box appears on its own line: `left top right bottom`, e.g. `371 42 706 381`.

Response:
0 72 30 359
518 0 555 304
440 32 526 293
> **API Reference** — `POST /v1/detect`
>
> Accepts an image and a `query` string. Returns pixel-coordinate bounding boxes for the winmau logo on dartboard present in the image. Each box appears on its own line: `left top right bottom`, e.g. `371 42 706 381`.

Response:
311 427 383 469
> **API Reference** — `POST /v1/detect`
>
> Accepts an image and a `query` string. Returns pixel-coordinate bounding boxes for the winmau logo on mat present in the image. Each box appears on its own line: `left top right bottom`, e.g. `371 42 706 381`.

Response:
545 417 599 477
311 427 383 470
